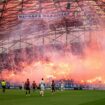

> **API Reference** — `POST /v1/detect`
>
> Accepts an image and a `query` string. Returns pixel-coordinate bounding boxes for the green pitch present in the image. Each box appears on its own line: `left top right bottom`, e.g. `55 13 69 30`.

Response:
0 89 105 105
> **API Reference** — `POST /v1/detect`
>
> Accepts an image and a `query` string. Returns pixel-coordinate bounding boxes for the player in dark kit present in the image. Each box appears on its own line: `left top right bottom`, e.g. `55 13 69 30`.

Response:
32 81 37 92
25 79 30 96
51 80 55 94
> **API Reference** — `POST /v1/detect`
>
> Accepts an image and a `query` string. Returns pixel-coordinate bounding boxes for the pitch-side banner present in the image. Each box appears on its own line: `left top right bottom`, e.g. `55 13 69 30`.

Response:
18 11 69 20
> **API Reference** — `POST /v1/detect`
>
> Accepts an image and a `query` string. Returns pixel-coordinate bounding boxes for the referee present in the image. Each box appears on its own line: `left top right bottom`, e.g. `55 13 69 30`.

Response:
1 80 6 93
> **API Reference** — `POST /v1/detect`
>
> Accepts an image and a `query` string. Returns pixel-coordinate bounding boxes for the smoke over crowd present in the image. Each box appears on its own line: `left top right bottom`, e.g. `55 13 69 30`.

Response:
0 0 105 86
0 28 105 85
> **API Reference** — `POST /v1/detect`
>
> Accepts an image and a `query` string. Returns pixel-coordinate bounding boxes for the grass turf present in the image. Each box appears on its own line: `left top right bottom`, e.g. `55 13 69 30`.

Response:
0 89 105 105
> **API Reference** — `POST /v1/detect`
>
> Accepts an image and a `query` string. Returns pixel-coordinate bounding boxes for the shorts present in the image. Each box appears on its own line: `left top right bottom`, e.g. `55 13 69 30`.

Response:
2 86 6 89
52 87 55 91
40 86 45 91
26 87 30 90
33 87 36 89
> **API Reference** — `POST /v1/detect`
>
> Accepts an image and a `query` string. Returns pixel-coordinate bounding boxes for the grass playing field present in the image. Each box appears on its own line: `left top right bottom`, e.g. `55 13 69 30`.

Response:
0 89 105 105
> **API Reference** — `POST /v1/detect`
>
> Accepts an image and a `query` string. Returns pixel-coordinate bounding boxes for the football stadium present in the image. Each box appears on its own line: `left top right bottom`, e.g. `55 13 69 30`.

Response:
0 0 105 105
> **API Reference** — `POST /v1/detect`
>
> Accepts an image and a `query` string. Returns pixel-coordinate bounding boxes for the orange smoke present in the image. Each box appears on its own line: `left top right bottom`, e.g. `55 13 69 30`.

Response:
0 30 105 84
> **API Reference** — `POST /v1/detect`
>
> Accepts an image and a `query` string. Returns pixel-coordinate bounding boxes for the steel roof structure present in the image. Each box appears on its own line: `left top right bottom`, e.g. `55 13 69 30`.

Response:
0 0 105 53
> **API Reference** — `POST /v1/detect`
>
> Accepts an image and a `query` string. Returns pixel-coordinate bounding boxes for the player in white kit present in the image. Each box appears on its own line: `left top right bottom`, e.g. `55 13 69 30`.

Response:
40 78 45 96
61 81 65 91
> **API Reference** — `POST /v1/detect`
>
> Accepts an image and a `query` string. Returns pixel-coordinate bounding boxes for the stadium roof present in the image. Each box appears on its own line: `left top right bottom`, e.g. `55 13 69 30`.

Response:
0 0 105 52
